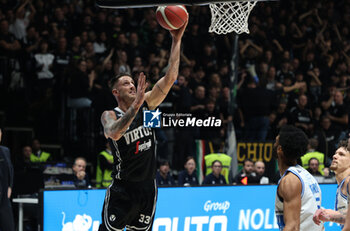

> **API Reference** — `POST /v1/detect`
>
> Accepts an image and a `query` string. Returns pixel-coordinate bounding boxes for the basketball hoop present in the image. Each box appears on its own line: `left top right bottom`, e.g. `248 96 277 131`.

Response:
96 0 260 34
209 1 257 34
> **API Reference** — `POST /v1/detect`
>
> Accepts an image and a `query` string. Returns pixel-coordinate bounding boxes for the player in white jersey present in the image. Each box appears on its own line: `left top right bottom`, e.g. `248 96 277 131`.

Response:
274 125 324 231
313 139 350 229
344 176 350 231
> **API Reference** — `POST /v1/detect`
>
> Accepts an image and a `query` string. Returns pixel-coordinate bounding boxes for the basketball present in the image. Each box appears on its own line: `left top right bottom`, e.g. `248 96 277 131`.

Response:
156 5 188 31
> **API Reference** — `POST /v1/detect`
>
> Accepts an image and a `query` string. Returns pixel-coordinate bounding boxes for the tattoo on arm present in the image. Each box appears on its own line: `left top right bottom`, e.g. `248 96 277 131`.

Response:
112 106 137 134
330 214 346 224
156 83 166 96
105 106 137 139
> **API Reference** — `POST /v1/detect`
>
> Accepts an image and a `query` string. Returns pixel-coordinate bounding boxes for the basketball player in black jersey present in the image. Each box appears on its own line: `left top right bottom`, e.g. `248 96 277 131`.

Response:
98 21 187 231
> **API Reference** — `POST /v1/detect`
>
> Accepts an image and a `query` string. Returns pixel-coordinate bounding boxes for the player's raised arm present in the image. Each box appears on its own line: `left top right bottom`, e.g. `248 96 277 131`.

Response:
145 21 188 110
279 173 302 231
101 74 147 140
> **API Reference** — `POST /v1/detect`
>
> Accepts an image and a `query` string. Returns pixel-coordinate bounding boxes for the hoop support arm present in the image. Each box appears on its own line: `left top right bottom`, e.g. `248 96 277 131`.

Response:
96 0 268 8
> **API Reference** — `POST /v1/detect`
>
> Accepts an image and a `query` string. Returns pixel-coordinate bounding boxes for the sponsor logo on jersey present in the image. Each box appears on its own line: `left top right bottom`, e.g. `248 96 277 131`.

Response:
135 139 152 154
109 214 116 222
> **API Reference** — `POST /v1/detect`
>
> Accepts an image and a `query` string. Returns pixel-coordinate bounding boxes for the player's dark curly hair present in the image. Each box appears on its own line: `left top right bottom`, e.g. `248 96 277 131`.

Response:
278 125 308 163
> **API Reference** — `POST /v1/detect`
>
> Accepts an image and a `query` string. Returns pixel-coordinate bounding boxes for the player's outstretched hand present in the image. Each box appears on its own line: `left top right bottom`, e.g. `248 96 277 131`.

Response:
133 72 148 109
170 20 188 42
313 209 330 225
313 209 323 225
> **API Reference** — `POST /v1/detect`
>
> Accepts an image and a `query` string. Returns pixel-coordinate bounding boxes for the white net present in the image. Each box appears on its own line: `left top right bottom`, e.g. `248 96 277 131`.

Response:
209 1 257 34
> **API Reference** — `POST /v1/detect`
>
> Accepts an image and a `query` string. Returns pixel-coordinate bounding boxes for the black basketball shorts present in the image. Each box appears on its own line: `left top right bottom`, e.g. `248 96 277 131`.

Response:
99 179 157 231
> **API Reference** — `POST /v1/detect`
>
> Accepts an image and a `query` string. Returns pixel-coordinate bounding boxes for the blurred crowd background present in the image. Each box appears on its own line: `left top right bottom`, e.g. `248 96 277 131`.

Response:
0 0 350 185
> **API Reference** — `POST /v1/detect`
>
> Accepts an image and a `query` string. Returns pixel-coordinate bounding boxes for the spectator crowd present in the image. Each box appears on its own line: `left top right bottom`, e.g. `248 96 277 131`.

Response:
0 0 349 182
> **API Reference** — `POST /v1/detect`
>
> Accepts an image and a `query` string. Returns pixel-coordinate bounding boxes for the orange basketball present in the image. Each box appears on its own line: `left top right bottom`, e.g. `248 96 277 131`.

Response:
156 5 188 31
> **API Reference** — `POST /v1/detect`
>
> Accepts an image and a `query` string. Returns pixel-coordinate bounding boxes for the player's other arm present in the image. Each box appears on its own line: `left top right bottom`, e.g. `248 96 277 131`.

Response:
314 180 349 225
313 208 346 225
101 75 147 140
101 110 136 141
145 21 188 110
279 173 302 231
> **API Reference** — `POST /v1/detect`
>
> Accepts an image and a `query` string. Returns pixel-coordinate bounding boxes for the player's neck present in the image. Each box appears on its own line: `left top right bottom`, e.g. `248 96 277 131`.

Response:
277 156 287 175
278 158 296 176
335 169 350 185
117 100 132 113
278 164 290 176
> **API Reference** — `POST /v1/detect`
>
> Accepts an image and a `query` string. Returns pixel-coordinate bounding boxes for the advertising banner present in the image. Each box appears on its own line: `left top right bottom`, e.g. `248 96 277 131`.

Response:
42 184 340 231
236 142 277 178
43 189 105 231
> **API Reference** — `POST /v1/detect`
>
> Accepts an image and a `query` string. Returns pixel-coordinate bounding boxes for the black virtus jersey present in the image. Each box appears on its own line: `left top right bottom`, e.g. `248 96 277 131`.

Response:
108 102 156 182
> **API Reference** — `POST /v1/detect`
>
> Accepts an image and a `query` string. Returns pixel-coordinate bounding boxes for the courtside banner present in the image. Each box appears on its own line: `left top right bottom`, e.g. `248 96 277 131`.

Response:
42 189 105 231
42 184 339 231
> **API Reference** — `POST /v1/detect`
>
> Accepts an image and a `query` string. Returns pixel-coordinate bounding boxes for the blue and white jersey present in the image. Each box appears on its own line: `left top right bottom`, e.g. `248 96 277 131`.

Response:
275 165 323 231
335 176 350 230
